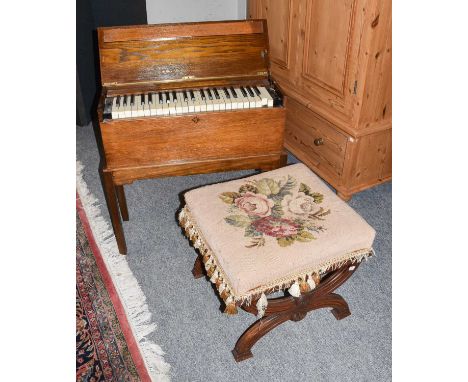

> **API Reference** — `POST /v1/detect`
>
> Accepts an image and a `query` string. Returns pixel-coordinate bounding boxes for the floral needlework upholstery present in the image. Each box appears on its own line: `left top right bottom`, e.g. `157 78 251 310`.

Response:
180 163 375 304
220 175 330 248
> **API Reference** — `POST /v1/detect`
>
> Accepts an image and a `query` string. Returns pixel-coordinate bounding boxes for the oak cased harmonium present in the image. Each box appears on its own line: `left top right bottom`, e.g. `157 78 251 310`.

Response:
96 20 287 254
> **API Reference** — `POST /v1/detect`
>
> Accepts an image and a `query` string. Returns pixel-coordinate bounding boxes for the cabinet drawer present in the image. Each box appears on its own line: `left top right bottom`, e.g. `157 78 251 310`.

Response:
284 98 347 177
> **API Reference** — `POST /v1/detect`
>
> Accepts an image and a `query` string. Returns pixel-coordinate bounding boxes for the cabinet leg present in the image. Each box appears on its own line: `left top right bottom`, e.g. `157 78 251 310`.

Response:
101 170 127 255
337 191 352 202
115 185 129 221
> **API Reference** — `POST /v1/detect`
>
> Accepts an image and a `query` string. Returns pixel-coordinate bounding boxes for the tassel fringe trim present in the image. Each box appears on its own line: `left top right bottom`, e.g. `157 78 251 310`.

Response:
179 206 374 313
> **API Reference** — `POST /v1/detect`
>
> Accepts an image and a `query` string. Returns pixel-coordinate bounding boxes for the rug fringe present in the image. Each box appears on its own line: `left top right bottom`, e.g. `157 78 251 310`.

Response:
76 161 171 382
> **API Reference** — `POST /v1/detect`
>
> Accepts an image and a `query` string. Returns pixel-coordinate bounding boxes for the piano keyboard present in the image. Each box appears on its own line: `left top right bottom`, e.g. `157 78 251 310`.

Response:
103 86 281 120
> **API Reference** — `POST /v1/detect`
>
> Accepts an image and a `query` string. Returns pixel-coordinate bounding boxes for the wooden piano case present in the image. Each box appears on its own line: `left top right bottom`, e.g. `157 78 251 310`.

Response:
96 20 287 254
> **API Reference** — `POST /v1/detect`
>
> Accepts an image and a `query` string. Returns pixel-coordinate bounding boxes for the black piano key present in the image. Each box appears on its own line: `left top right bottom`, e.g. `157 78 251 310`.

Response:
207 89 213 100
223 87 230 99
148 93 152 104
140 94 145 104
200 89 206 100
183 90 188 102
230 87 238 98
213 88 220 99
159 93 163 104
165 92 170 103
190 90 195 100
240 86 247 97
172 90 177 100
246 86 255 97
123 96 127 106
116 95 121 106
253 86 261 96
130 94 135 105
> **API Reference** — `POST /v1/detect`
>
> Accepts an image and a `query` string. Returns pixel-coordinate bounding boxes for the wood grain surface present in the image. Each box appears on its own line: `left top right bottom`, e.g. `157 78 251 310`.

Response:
101 108 285 169
96 20 287 254
98 20 270 86
248 0 391 200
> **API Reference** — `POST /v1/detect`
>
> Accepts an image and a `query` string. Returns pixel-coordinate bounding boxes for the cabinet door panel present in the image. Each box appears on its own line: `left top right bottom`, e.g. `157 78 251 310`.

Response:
302 0 356 96
247 0 261 19
263 0 292 68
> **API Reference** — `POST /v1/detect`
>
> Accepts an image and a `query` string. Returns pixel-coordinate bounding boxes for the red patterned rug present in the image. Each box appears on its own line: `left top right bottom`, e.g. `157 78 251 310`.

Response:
76 195 151 381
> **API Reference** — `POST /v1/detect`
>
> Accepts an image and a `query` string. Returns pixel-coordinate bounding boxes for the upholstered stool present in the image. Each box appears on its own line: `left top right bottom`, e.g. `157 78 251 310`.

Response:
178 163 375 362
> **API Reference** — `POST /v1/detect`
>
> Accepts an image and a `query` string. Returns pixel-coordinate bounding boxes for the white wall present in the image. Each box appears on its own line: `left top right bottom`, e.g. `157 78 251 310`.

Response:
146 0 246 24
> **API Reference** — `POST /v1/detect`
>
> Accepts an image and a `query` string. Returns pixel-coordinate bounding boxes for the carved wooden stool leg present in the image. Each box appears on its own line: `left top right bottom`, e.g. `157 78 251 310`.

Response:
100 169 127 255
232 312 291 362
192 255 205 279
232 261 361 361
328 293 351 320
115 185 129 221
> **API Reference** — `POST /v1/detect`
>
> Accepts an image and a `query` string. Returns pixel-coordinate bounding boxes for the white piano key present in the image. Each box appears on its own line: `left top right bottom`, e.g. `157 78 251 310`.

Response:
116 96 125 118
227 88 238 110
181 90 191 113
193 91 202 112
150 93 157 116
111 97 119 119
130 95 137 117
208 89 219 111
177 91 189 114
135 95 144 117
234 88 249 108
258 87 273 107
143 94 151 116
140 94 147 116
175 92 183 114
220 88 231 110
249 86 263 108
124 95 132 118
113 97 120 118
247 94 256 108
199 91 207 112
168 93 177 115
215 89 226 111
242 87 256 108
210 89 221 111
161 93 169 116
155 93 163 116
187 92 195 113
203 89 214 111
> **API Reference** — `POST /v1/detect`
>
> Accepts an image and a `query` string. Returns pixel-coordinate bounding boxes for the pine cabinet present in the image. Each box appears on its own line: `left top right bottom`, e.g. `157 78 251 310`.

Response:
248 0 392 199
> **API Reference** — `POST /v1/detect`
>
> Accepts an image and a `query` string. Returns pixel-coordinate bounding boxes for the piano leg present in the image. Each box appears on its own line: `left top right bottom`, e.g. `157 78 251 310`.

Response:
115 185 129 221
279 150 288 167
100 169 128 255
258 151 288 172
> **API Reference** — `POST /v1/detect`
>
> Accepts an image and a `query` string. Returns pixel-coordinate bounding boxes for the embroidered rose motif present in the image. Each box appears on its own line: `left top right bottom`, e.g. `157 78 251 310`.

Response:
234 192 274 217
282 193 318 216
219 176 330 248
252 216 299 238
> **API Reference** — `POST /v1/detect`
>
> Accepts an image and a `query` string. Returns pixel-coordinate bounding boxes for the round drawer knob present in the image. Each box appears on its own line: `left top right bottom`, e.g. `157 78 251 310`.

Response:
314 138 324 146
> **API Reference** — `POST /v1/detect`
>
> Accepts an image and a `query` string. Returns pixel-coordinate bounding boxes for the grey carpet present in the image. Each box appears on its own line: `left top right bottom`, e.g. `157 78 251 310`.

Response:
77 123 391 382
